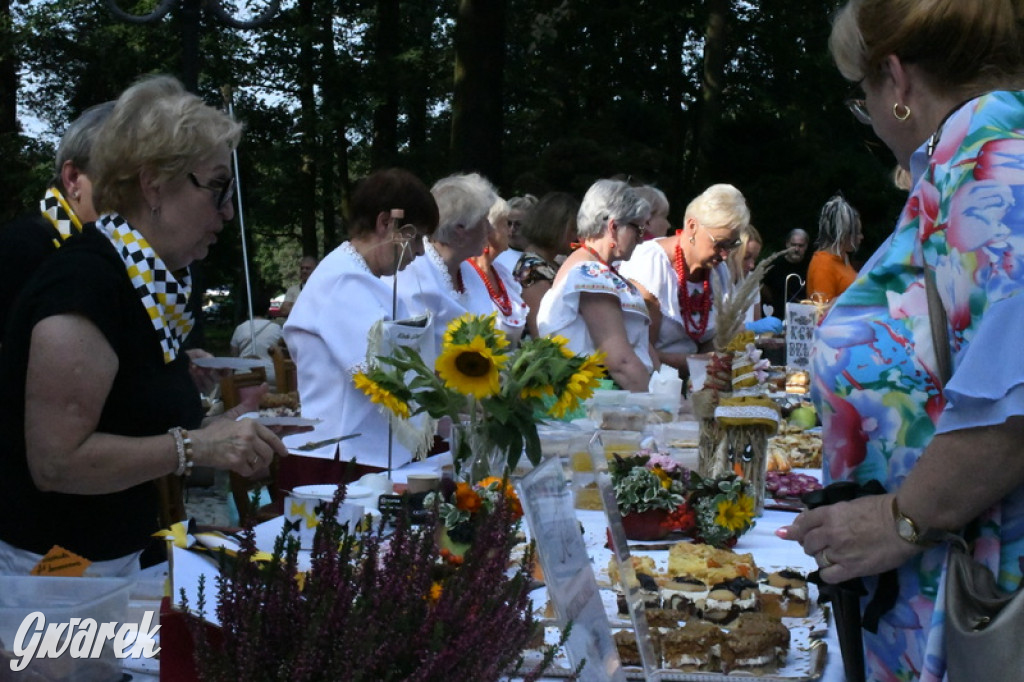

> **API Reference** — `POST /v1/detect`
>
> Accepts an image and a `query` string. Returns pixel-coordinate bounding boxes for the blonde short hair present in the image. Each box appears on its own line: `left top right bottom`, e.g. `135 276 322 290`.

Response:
683 183 750 234
830 0 1024 94
91 75 242 213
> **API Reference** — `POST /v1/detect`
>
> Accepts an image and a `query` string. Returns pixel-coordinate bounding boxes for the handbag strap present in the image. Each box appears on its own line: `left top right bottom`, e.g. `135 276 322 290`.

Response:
924 262 952 387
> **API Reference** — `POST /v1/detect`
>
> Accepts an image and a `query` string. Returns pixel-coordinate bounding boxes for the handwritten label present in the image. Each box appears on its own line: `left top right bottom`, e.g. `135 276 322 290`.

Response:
517 457 625 682
786 302 819 370
30 545 91 577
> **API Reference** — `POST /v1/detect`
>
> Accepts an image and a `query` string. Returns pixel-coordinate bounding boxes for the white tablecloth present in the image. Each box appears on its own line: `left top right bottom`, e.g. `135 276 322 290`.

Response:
554 504 846 681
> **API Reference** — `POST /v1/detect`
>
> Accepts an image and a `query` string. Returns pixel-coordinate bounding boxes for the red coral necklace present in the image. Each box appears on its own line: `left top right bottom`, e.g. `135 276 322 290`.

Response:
468 260 512 316
674 242 712 342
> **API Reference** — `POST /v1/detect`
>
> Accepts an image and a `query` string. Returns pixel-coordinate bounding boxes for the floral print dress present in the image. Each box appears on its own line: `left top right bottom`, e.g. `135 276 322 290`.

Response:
811 91 1024 681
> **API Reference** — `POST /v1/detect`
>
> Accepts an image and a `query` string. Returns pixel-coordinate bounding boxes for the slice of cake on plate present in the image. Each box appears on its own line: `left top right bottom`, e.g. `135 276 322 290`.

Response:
658 575 709 617
667 542 758 584
701 576 760 624
660 620 724 672
720 612 790 674
759 569 810 618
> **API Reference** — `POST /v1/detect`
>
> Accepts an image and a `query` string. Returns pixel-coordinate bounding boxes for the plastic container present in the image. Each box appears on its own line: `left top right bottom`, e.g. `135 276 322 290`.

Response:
0 575 133 681
627 392 682 424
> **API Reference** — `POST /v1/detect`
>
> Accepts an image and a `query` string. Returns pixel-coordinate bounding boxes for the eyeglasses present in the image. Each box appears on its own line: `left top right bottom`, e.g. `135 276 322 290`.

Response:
845 79 871 125
188 172 236 210
846 98 872 125
702 226 741 253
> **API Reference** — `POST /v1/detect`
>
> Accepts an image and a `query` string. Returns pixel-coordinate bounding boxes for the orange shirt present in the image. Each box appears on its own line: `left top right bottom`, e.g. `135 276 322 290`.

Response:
806 250 857 303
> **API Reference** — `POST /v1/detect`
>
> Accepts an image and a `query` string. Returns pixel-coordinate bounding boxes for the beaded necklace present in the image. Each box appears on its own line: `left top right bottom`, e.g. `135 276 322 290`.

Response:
468 259 512 316
673 241 712 342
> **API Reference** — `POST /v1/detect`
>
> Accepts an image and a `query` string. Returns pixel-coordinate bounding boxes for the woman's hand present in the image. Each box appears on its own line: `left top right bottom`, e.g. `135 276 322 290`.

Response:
777 493 921 583
186 348 231 395
190 417 290 478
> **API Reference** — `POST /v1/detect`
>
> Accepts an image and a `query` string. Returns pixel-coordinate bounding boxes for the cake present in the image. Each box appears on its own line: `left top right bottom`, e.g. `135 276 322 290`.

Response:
759 569 810 618
613 630 660 667
658 576 709 616
667 542 758 583
785 370 809 395
701 576 760 624
643 607 684 628
608 555 657 583
660 620 724 672
615 571 661 615
720 612 790 674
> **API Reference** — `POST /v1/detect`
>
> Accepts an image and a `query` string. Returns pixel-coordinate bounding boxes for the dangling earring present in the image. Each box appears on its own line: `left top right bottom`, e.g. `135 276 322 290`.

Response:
689 236 696 245
892 103 911 121
72 191 80 201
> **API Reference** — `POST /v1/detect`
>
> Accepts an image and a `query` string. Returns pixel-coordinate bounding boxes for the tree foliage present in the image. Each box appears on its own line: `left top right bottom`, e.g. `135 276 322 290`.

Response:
3 0 905 315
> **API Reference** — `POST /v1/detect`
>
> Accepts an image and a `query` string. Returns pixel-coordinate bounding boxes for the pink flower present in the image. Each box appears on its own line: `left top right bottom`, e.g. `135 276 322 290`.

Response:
974 138 1024 183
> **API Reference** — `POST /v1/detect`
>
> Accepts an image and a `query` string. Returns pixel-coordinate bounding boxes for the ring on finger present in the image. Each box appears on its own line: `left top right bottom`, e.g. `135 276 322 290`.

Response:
250 456 260 467
818 549 834 569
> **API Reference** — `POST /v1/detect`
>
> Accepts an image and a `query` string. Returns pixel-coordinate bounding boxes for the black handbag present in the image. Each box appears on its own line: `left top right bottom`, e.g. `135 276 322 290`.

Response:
926 263 1024 680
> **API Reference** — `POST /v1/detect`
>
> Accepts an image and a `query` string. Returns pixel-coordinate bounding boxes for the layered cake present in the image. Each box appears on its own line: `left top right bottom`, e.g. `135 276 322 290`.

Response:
615 571 661 615
667 542 758 583
658 576 709 616
759 569 810 618
660 620 724 672
720 612 790 674
613 630 660 667
701 576 760 624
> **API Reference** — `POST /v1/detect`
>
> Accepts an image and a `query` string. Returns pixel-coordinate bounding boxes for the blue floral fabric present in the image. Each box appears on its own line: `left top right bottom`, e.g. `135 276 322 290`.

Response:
811 91 1024 681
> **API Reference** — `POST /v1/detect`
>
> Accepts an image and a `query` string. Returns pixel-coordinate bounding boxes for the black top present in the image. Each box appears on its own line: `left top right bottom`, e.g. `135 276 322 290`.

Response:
761 256 809 319
0 226 203 561
0 211 63 339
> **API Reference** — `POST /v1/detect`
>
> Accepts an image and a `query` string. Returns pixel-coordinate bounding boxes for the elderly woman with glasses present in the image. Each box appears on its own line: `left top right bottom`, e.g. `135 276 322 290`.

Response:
620 183 749 371
0 75 294 575
537 179 653 391
780 2 1024 679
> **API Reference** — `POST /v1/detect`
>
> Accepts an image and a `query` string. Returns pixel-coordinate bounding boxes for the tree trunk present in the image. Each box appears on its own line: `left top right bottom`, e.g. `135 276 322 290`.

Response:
298 0 319 257
0 0 23 222
450 0 504 183
319 0 340 251
692 0 729 188
371 0 399 168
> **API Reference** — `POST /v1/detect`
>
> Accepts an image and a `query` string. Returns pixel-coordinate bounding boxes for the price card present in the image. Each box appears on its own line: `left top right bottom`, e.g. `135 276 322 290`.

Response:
517 457 625 682
786 302 819 371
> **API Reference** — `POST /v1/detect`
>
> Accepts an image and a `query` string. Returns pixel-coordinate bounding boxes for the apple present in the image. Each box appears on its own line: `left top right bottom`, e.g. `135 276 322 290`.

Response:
789 406 818 429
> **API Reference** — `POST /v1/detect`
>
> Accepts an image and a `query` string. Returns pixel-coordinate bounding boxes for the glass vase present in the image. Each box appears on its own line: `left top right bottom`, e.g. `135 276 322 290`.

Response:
451 423 506 482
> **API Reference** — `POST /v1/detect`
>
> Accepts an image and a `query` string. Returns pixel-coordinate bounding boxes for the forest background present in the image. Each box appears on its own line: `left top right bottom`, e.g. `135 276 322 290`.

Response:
0 0 906 326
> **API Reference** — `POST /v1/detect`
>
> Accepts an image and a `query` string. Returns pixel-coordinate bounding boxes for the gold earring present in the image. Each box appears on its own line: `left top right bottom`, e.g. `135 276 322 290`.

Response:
892 103 911 121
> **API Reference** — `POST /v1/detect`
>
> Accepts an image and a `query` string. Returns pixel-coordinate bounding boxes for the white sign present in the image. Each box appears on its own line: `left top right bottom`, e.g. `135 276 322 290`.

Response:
517 457 625 682
786 302 819 370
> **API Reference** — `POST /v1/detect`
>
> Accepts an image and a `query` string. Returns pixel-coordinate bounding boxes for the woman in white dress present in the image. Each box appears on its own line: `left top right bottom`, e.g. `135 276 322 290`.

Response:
283 168 438 472
536 179 653 392
464 196 529 346
392 172 499 361
619 184 748 371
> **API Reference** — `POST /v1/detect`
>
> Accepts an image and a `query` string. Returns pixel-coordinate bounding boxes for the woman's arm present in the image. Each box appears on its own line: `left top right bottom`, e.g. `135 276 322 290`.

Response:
521 279 551 339
579 292 651 391
25 314 288 495
781 416 1024 582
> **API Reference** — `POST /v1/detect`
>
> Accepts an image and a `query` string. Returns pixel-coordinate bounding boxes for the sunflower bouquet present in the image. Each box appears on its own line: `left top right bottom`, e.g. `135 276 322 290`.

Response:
355 313 606 476
686 471 756 548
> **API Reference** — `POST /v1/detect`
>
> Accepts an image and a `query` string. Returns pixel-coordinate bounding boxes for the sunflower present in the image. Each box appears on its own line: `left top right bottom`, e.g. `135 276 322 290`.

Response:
436 335 506 397
353 373 411 418
714 494 755 533
547 352 606 417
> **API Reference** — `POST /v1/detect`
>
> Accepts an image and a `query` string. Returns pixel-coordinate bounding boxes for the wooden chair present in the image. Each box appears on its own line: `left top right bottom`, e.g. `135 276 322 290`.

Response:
220 367 284 522
270 342 298 395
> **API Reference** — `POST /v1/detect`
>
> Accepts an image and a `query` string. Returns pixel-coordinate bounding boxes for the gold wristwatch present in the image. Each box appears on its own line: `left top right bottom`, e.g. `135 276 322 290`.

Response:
892 497 948 546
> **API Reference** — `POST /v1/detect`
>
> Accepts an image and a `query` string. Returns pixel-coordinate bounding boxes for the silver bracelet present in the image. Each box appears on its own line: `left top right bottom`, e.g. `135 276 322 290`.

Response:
169 427 195 477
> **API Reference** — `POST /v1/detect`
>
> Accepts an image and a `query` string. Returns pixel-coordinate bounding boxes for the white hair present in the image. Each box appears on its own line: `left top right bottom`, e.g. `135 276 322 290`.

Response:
430 173 499 244
576 179 651 239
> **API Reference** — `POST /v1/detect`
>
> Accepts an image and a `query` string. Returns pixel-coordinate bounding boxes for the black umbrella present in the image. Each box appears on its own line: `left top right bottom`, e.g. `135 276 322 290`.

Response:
802 480 899 682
